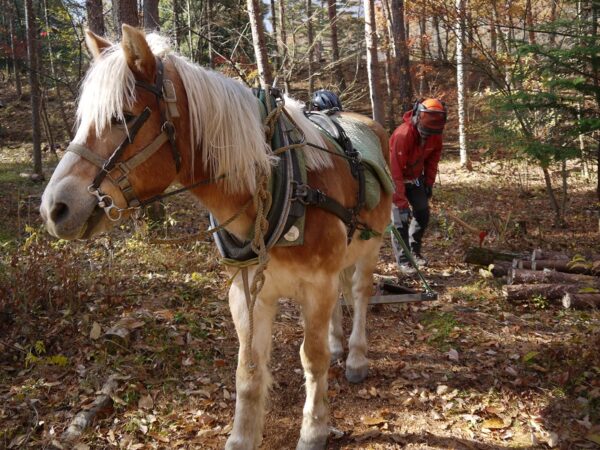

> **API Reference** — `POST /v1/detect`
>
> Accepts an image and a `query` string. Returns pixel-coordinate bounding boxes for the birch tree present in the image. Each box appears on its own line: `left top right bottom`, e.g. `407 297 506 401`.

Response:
455 0 468 166
364 0 385 124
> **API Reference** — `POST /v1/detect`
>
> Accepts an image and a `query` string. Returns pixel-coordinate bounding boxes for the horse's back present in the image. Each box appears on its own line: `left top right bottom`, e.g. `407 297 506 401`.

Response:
338 112 390 166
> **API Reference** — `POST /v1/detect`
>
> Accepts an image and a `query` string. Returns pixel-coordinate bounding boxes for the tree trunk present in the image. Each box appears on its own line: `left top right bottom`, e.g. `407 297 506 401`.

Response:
25 0 43 178
364 0 385 124
542 166 563 226
173 0 181 51
384 46 396 133
9 16 21 98
390 0 412 112
328 0 345 90
115 0 139 35
563 293 600 309
525 0 536 44
456 0 468 166
508 268 600 286
143 0 160 30
503 284 582 302
43 0 73 141
434 15 446 61
85 0 105 36
418 2 427 96
306 0 314 98
591 1 600 202
277 0 289 91
206 0 214 68
248 0 273 87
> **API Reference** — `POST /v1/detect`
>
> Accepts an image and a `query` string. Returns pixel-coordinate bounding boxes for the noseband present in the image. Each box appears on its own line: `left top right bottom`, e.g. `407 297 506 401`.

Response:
67 57 181 221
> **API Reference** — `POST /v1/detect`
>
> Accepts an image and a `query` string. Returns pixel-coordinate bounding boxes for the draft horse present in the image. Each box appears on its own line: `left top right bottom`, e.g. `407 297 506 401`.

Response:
40 25 392 449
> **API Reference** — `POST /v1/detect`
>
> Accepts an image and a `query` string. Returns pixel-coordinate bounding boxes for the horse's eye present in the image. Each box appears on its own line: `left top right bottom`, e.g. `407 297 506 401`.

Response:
111 113 135 126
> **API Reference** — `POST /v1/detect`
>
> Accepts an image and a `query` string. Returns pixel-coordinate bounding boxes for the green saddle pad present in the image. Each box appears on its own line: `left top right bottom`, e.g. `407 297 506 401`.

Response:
332 115 394 209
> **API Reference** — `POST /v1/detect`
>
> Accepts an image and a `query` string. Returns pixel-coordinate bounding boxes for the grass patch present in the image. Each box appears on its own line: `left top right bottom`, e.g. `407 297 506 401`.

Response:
420 311 460 350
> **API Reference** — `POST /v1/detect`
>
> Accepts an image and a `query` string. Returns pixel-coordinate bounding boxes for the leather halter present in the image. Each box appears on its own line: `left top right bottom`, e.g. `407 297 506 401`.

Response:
66 57 181 221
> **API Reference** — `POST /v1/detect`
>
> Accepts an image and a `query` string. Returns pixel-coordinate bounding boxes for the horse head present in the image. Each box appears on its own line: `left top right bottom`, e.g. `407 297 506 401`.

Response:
40 25 185 239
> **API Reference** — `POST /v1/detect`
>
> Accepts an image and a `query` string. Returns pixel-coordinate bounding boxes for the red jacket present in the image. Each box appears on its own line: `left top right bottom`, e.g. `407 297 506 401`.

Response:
389 110 443 209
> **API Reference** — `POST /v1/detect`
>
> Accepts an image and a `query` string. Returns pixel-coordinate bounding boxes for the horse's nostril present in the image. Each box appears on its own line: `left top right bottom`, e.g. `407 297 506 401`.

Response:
50 202 69 224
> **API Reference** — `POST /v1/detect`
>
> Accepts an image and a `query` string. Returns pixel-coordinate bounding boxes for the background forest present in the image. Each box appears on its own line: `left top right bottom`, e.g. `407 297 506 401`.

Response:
1 0 600 449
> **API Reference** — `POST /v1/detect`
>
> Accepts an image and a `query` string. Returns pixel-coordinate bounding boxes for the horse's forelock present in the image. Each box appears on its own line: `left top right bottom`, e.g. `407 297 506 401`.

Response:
74 45 136 143
74 34 173 144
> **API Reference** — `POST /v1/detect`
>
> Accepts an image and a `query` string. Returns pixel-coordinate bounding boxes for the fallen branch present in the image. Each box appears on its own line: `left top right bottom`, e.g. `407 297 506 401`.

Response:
562 293 600 309
61 374 120 443
508 268 600 286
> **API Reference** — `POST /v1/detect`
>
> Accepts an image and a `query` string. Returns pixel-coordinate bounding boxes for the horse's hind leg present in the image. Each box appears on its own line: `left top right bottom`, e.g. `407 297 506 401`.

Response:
226 272 277 450
328 267 353 362
297 279 338 450
345 241 381 383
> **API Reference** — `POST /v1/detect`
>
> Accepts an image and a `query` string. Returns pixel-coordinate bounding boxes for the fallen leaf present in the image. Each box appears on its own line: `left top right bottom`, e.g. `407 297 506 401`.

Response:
482 417 508 430
362 416 387 426
447 348 459 362
90 322 102 340
138 394 154 410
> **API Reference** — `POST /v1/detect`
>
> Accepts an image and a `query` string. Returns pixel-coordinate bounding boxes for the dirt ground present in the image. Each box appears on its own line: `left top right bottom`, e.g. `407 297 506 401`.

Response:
1 98 600 449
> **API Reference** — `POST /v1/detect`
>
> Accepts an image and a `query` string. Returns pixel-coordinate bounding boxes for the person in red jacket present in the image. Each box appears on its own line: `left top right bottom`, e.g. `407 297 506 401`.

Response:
390 98 447 274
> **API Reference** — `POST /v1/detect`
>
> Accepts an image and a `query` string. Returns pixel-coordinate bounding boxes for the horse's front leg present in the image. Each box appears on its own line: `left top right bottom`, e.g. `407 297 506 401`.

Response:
297 281 338 450
226 273 277 450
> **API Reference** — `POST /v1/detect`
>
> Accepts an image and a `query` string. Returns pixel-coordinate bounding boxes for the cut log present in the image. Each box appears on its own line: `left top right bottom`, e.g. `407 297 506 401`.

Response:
502 284 581 302
61 375 120 442
562 293 600 309
531 249 569 261
508 268 600 286
490 260 512 277
464 247 526 266
513 259 595 275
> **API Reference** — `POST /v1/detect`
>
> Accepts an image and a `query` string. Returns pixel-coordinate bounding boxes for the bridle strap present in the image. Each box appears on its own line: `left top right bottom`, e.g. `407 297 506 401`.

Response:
91 107 152 189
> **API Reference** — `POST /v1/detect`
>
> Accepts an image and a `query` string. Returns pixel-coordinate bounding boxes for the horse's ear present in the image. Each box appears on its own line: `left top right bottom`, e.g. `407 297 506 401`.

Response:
85 30 112 60
121 24 156 83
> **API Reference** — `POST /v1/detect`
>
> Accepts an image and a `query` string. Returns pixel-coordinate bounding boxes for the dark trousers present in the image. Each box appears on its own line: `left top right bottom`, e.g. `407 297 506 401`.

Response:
391 182 430 263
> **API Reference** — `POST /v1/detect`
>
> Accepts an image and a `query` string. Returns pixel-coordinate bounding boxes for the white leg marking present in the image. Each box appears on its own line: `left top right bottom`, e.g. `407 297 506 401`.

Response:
226 271 277 450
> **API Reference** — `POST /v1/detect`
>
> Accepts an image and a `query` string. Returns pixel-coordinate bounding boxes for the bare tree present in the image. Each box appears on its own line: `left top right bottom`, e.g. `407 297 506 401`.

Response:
85 0 105 36
390 0 412 112
143 0 160 30
306 0 314 97
364 0 385 124
277 0 289 91
8 9 22 98
247 0 273 86
24 0 42 178
455 0 468 166
327 0 345 90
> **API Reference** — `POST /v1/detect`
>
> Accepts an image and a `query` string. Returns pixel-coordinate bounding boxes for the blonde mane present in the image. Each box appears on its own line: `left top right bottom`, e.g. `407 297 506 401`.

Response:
74 33 332 193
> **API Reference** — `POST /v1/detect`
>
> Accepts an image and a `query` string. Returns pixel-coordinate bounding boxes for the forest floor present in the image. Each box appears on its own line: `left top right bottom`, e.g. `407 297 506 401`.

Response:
1 96 600 449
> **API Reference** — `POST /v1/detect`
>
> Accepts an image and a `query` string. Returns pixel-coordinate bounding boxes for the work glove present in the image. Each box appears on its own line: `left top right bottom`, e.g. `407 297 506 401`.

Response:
425 185 433 199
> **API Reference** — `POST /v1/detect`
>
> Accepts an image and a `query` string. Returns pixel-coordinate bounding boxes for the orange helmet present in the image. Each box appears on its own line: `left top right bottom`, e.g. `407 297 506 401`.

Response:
412 98 447 136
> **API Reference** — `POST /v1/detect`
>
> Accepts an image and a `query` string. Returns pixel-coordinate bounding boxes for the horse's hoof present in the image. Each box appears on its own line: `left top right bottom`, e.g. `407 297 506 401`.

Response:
330 350 344 363
345 365 368 383
296 436 328 450
225 437 255 450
